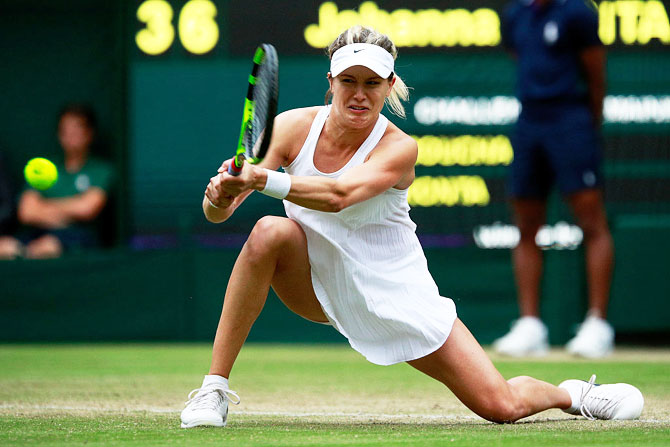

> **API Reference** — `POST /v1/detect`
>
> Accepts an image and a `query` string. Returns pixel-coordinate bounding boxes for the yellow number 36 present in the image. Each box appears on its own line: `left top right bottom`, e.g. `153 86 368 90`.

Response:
136 0 219 55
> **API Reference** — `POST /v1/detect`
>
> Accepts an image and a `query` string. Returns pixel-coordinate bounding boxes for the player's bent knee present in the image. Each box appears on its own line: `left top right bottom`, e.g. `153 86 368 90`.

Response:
483 401 524 424
476 389 525 423
246 216 301 257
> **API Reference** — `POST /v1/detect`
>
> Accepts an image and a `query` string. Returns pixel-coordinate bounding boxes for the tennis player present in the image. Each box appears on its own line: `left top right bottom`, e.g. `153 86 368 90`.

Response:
181 26 643 428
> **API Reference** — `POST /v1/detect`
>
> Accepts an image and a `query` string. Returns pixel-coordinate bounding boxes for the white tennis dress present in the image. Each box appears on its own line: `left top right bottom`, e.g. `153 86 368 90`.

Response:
283 106 457 365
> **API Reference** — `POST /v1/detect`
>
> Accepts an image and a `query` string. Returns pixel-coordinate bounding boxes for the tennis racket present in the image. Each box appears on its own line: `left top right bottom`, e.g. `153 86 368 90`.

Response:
227 43 279 175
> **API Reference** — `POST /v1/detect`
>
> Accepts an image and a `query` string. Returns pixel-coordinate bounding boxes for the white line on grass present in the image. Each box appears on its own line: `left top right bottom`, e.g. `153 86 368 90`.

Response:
0 403 473 420
1 404 668 424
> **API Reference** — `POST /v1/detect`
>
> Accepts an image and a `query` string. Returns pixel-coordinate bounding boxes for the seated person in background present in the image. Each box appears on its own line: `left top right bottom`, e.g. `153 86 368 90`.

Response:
17 104 114 259
0 150 22 260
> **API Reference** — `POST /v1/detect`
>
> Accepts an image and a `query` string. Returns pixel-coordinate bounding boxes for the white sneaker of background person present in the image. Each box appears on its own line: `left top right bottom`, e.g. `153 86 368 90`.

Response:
559 374 644 420
565 315 615 358
180 375 240 428
492 316 549 357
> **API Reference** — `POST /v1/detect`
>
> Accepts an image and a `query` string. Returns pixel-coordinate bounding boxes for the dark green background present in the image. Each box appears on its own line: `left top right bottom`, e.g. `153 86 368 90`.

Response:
1 0 669 344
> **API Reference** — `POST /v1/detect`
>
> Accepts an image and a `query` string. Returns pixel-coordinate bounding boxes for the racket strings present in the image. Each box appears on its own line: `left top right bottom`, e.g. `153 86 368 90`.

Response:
245 47 278 160
250 72 272 146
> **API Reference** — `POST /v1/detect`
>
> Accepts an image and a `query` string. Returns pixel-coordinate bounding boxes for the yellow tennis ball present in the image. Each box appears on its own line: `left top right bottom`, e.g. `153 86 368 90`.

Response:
24 157 58 190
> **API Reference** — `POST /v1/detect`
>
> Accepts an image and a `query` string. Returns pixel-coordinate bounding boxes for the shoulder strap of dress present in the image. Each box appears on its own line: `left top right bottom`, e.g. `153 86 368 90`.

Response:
350 113 389 164
285 106 330 172
302 106 330 157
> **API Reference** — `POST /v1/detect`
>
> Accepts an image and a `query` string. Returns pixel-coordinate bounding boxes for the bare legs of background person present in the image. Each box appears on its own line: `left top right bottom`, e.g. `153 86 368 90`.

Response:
410 319 572 422
0 236 22 260
0 234 62 259
511 199 547 318
498 192 615 357
566 189 613 318
491 199 550 356
512 191 613 319
511 191 613 318
562 189 615 357
25 234 63 259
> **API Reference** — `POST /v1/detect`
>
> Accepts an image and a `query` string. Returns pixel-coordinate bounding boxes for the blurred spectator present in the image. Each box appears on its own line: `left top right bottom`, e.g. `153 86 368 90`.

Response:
17 104 114 259
0 151 22 259
493 0 615 358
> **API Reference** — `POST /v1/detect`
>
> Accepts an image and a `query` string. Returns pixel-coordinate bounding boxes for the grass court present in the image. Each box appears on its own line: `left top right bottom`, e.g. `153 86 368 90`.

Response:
1 343 668 446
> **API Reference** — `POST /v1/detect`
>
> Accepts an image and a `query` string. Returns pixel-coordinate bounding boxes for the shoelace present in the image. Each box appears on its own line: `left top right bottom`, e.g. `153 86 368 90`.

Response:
185 386 241 411
578 375 618 420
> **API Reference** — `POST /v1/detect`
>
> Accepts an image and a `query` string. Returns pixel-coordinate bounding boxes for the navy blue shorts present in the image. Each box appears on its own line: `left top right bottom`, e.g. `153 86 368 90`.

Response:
508 103 603 199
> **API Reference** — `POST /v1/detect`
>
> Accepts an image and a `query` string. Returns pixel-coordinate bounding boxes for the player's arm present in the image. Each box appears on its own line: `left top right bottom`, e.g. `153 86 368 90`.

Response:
202 109 303 223
240 130 416 213
580 45 606 127
203 180 252 224
288 134 415 211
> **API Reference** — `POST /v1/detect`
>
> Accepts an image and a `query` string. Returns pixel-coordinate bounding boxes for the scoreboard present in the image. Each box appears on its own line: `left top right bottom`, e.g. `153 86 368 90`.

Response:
128 0 670 248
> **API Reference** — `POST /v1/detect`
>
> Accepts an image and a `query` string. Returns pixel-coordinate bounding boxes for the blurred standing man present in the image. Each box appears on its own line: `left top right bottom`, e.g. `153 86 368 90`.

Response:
493 0 615 358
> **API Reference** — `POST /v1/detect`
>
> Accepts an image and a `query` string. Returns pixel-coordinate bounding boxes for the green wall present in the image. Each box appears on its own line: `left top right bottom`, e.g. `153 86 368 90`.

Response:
1 220 668 344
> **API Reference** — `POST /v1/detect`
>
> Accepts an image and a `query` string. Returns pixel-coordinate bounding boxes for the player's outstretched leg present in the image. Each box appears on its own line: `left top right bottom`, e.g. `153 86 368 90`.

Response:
409 319 572 422
559 375 644 420
408 319 643 422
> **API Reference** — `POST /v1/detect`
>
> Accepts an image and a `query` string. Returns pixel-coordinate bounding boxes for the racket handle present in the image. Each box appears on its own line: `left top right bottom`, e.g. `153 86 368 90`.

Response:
228 155 244 176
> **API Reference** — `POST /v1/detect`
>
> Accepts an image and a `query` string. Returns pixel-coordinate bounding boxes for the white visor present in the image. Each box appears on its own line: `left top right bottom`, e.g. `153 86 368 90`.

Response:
330 43 394 79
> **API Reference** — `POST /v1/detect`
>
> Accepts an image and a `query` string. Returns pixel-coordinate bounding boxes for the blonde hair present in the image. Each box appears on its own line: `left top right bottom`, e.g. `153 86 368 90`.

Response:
326 25 410 119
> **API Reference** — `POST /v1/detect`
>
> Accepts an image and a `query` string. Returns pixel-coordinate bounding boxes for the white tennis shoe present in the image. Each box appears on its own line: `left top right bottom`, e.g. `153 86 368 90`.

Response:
180 384 240 428
559 374 644 420
565 316 614 358
492 316 549 357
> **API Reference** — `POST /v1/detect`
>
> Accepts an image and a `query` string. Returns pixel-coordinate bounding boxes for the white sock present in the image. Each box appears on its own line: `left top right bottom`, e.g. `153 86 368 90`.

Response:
562 384 581 413
202 374 229 389
520 316 543 324
586 309 605 320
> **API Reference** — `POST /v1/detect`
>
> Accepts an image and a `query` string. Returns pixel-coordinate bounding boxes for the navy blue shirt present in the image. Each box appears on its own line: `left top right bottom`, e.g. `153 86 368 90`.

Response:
502 0 601 104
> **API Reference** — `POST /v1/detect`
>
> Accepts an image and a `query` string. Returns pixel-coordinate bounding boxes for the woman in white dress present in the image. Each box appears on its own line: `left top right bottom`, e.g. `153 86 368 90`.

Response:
180 26 643 428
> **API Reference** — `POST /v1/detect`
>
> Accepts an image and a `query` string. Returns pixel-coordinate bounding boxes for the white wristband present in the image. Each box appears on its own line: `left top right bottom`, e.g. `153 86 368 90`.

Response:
208 199 219 209
260 169 291 199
